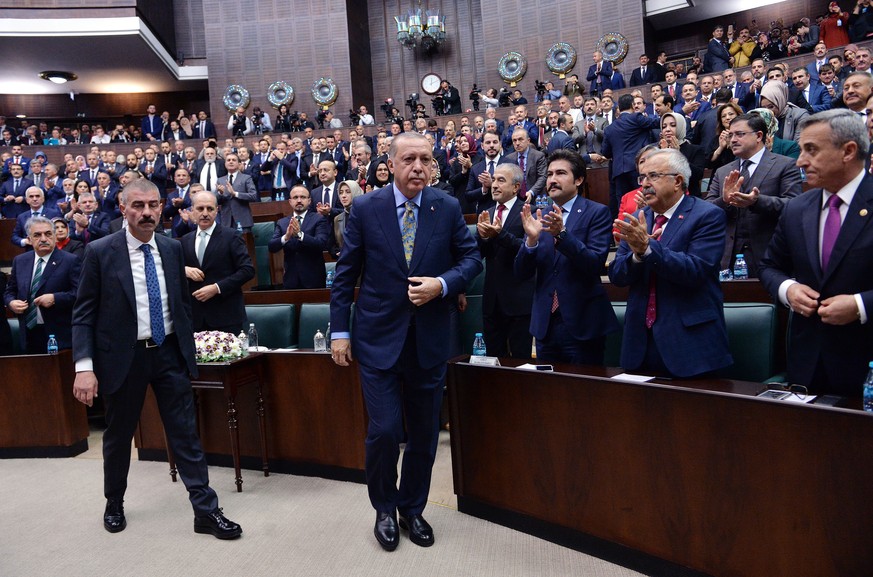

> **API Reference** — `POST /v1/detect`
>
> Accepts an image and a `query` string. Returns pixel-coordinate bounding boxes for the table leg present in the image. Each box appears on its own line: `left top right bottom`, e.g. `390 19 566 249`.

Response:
162 428 178 482
226 395 242 492
256 384 270 477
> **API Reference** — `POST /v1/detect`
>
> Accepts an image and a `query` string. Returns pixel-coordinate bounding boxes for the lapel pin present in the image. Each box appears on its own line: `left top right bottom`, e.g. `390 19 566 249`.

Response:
431 205 435 212
576 208 582 213
678 214 684 220
861 209 868 217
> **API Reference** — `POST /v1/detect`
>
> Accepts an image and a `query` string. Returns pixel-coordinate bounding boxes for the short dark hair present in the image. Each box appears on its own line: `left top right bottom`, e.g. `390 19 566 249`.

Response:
617 94 635 112
659 94 676 108
713 87 733 105
731 113 768 135
547 149 587 180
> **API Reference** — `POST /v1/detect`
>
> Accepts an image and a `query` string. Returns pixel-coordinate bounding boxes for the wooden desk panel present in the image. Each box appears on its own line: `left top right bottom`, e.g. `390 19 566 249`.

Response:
448 362 873 577
0 219 26 266
0 351 89 457
136 352 367 482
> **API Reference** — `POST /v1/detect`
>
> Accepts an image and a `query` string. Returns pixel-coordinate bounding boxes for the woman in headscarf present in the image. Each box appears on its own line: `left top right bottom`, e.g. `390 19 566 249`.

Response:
749 107 800 159
330 179 364 258
365 159 392 192
759 80 809 143
448 134 482 212
658 112 706 197
706 102 743 169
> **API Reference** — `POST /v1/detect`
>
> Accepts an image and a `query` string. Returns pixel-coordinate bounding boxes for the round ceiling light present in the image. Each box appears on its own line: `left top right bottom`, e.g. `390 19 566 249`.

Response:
39 70 78 84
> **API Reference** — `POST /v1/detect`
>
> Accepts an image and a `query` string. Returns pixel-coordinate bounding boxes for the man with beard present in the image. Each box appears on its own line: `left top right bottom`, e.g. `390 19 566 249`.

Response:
267 185 330 289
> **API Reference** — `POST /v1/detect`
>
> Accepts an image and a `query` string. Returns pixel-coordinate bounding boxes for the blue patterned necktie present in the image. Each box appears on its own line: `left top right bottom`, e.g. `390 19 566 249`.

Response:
139 243 165 345
401 201 416 267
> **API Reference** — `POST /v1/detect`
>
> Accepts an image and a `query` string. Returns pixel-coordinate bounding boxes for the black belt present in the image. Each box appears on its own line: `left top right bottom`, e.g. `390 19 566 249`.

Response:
136 333 175 349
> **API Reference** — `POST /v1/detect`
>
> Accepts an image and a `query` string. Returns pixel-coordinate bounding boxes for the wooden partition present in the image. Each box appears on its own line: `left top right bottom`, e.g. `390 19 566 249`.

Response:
0 350 89 457
448 360 873 577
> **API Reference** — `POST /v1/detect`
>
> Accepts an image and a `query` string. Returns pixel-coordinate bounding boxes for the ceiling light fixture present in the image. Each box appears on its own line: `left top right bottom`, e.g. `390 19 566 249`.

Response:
39 70 78 84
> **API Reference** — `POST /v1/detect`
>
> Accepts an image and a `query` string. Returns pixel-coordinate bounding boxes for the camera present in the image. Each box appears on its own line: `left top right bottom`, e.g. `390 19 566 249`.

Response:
348 109 361 126
316 109 328 130
380 98 395 120
497 87 512 107
431 94 445 116
534 80 547 100
231 112 248 136
469 84 481 111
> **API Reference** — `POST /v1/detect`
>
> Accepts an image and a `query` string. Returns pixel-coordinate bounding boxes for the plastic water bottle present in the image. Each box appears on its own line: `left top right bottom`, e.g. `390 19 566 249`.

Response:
238 330 249 356
236 221 243 234
536 193 550 212
863 362 873 412
314 329 327 352
472 333 486 356
325 322 331 344
47 334 58 355
326 270 335 289
733 254 748 280
247 322 259 351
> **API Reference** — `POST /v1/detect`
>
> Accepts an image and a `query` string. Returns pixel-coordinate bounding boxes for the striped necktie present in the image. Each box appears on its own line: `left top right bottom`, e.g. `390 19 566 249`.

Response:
26 258 44 329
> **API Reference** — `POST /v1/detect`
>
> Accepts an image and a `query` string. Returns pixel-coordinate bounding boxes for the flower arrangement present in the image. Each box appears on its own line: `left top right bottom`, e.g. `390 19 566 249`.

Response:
194 331 245 362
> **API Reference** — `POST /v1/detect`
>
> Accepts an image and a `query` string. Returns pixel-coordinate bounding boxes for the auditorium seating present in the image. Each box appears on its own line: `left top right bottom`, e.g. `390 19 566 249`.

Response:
245 304 296 349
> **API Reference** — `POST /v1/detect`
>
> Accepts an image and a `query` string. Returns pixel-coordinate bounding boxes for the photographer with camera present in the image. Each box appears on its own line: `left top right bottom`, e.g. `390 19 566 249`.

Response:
357 106 375 126
440 80 463 114
227 106 253 136
469 84 482 111
250 106 272 134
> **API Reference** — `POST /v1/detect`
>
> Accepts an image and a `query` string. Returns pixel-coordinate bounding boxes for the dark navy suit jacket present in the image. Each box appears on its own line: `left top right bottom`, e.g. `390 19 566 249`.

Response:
1 177 34 218
608 195 733 377
601 112 660 177
268 212 330 289
11 205 61 247
329 185 482 370
514 196 619 343
5 248 81 350
587 60 614 95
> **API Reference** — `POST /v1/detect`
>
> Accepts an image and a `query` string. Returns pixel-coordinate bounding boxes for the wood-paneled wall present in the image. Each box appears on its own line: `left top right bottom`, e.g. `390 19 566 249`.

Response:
201 0 355 128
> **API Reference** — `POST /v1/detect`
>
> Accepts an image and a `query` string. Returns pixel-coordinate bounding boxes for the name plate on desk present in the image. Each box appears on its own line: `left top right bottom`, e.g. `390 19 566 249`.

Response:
469 355 500 366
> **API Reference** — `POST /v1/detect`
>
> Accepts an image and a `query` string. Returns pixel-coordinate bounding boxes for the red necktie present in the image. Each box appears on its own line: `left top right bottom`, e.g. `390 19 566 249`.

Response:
645 215 669 329
495 203 505 223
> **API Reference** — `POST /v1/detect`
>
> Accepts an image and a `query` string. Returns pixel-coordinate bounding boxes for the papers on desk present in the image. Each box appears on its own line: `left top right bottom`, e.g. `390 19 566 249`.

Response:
611 373 656 383
248 346 271 352
756 389 817 404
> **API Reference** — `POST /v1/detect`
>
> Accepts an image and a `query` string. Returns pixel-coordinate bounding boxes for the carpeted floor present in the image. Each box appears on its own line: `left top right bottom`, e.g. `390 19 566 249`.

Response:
0 429 645 577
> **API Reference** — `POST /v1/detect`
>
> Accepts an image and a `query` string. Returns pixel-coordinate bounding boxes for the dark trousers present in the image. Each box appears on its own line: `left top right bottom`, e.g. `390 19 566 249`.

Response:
536 310 606 365
357 325 444 516
483 309 532 359
102 334 218 514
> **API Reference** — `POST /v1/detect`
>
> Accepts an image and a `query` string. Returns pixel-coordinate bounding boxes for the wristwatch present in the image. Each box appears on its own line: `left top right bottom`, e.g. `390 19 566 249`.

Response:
554 229 567 244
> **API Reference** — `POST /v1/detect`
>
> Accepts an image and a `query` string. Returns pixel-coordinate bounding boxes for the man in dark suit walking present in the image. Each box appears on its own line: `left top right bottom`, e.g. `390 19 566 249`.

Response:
268 185 330 289
705 113 802 276
4 216 80 353
72 179 242 539
330 133 482 551
181 191 254 333
515 150 619 364
476 163 534 358
760 110 873 396
610 149 733 378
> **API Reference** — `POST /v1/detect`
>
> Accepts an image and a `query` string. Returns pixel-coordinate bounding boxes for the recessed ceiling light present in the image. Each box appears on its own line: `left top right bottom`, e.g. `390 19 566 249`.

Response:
39 70 77 84
16 114 26 119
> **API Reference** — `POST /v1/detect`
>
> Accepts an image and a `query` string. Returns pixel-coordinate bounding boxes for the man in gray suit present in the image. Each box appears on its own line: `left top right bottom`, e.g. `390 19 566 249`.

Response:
572 97 609 156
215 152 258 232
705 113 802 276
72 178 242 539
501 127 547 201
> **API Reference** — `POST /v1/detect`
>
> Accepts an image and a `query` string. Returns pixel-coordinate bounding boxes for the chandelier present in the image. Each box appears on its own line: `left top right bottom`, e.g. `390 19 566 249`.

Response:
394 2 446 53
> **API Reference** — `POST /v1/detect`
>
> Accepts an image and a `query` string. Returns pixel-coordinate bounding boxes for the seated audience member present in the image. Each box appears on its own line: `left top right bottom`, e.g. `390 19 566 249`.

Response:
4 216 81 354
658 112 706 197
706 103 743 169
12 187 61 247
760 80 809 142
68 192 110 244
52 217 84 259
330 180 364 259
704 112 802 276
515 150 619 365
267 185 330 289
181 191 255 333
610 149 733 378
475 163 535 359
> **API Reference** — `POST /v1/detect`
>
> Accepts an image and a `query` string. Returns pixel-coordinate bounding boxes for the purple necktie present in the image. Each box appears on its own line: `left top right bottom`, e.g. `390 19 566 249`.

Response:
821 194 843 271
646 215 669 329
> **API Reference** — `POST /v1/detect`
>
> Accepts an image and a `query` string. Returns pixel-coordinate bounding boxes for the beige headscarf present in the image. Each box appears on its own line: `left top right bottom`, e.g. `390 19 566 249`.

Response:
660 112 688 144
760 81 788 116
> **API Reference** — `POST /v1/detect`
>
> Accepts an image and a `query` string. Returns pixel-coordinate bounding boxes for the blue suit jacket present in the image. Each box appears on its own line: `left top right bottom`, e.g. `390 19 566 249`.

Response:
608 195 733 377
162 186 193 235
72 231 198 393
609 71 626 90
514 196 619 342
704 38 732 72
69 212 111 244
759 176 873 393
546 130 576 154
1 177 35 218
268 212 330 289
587 60 614 94
5 248 81 350
630 67 658 87
804 82 832 112
11 205 61 247
464 155 511 214
601 112 660 177
330 186 482 370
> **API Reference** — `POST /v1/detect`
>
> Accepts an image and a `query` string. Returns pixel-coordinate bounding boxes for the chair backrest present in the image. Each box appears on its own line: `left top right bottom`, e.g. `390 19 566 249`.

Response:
298 303 331 349
605 303 626 367
458 295 483 355
8 318 22 355
251 222 276 287
245 304 296 348
720 302 776 382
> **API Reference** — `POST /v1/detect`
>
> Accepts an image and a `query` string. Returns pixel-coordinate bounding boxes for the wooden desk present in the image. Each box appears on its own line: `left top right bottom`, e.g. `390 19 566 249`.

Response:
135 351 368 483
447 361 873 577
0 350 89 457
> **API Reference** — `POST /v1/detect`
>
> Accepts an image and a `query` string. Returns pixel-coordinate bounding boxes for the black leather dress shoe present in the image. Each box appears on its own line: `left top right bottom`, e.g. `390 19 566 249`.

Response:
194 508 242 540
374 511 399 551
103 499 126 533
399 513 434 547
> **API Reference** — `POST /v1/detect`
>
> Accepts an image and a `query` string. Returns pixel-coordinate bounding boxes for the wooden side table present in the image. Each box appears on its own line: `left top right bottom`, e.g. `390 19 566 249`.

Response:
166 352 269 492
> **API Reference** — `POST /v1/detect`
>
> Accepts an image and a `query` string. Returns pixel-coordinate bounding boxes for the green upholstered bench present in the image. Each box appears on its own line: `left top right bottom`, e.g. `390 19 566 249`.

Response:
245 304 297 349
251 222 276 287
298 303 331 349
7 318 22 355
605 302 777 382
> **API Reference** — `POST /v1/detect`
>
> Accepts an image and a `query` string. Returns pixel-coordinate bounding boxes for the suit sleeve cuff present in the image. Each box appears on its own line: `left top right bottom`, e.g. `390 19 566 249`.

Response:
437 277 448 298
75 358 94 373
778 279 798 309
855 294 867 324
331 332 350 340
